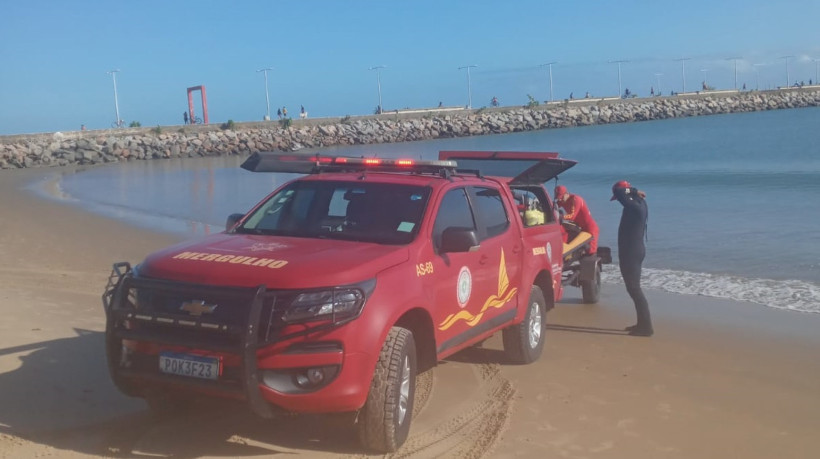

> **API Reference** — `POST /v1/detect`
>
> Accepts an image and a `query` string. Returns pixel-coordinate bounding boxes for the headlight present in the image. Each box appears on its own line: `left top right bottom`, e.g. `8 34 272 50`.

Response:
282 288 365 323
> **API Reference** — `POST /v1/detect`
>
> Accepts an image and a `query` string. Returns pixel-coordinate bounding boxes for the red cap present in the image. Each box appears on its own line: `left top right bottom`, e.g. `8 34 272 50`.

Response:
610 180 631 201
554 185 567 201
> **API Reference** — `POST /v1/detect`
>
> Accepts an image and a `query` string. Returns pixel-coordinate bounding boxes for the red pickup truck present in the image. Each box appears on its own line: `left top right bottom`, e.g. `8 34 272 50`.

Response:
102 150 595 452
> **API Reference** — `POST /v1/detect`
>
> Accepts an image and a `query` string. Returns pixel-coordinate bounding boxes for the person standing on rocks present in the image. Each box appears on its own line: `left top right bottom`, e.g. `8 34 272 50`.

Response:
611 180 653 337
183 111 188 125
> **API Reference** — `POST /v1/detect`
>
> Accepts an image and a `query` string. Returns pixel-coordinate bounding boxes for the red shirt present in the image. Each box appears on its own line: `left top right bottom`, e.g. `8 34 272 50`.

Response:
557 194 599 235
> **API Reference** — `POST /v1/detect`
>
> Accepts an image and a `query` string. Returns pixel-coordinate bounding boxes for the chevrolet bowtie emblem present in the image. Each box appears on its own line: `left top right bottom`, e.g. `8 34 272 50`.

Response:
180 300 218 316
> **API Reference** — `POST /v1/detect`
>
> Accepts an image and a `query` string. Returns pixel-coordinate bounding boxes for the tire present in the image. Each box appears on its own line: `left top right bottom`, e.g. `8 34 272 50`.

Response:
357 327 417 453
581 263 601 304
502 286 547 364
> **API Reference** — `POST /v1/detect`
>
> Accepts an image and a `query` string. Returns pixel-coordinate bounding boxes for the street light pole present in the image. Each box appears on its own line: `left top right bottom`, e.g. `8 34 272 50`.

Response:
369 65 386 113
726 57 741 89
676 57 691 93
609 60 628 97
256 67 273 120
458 65 478 109
814 59 820 84
539 62 557 102
780 55 793 87
654 73 663 96
107 69 121 126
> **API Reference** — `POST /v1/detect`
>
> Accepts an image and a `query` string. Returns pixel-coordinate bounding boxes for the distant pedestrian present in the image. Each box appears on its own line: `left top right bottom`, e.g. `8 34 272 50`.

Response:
277 108 282 119
300 105 307 119
438 101 443 107
611 180 652 337
283 107 288 117
569 92 574 100
81 124 86 131
183 111 189 124
650 86 655 96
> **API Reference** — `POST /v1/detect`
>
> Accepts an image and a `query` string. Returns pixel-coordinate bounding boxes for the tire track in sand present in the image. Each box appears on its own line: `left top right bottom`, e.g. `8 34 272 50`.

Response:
378 362 516 459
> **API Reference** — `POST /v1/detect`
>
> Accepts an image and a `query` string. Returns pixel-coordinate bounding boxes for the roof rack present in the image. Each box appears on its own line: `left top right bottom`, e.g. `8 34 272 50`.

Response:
241 152 458 175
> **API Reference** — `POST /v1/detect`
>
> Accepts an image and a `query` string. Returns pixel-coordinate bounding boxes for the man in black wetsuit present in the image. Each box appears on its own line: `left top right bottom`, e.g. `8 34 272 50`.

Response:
611 180 653 336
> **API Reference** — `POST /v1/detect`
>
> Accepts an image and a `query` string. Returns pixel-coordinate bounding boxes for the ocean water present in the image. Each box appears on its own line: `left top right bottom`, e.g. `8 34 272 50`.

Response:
50 107 820 313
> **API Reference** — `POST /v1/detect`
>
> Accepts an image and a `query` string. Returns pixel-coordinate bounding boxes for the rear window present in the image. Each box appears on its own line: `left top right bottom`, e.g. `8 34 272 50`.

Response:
237 181 430 245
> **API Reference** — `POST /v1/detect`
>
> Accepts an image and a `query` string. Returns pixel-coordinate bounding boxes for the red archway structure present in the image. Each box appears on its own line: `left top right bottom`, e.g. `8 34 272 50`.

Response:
187 85 209 124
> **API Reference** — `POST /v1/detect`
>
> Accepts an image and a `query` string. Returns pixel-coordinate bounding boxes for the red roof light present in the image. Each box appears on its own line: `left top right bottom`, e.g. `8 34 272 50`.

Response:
241 152 458 175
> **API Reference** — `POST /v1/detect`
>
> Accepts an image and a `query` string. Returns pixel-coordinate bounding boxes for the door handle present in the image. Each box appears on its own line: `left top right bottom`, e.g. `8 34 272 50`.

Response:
479 254 489 265
512 244 521 254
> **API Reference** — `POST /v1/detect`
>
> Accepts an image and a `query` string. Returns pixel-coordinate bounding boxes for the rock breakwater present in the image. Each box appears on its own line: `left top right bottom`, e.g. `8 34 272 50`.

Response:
2 88 819 170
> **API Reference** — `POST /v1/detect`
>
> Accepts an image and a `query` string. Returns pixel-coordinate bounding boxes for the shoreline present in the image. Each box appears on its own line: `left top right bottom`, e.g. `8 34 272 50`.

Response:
2 165 820 458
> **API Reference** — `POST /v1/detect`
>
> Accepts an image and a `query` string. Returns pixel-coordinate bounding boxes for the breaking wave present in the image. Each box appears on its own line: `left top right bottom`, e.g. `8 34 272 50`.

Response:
601 266 820 314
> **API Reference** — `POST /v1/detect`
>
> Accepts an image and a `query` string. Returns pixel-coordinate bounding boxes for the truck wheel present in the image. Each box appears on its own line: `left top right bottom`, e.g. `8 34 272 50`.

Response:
357 327 417 453
502 286 546 364
581 263 601 304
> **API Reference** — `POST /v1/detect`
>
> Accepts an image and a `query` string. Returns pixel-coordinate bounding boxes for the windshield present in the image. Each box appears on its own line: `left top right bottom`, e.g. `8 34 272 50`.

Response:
236 180 431 245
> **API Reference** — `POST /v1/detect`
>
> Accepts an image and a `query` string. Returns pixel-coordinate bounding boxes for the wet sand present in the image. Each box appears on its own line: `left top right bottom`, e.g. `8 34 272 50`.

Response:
1 166 819 458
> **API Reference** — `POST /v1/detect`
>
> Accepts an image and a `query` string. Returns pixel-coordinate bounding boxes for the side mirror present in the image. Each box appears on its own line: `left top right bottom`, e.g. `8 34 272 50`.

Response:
226 213 245 231
440 227 480 253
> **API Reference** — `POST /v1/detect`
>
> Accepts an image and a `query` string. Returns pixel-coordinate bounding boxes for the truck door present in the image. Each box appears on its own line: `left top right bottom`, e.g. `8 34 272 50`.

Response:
428 185 522 355
465 185 522 323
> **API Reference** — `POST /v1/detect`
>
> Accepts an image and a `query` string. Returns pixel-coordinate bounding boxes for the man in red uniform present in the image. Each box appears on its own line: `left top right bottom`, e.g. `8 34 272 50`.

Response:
554 185 600 254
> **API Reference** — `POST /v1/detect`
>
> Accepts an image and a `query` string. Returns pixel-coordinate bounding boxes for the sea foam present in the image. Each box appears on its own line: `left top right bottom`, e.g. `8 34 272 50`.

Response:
601 266 820 314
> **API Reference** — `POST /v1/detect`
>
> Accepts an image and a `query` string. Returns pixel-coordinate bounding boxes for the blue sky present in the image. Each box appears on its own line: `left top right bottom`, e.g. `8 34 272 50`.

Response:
1 0 818 135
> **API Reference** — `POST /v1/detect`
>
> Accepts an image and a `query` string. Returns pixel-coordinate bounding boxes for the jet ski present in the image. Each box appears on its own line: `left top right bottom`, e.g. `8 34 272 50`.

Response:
561 220 611 304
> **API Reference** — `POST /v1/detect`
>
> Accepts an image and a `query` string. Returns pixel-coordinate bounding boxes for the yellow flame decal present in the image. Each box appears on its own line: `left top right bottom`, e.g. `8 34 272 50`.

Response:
498 249 509 297
438 249 518 331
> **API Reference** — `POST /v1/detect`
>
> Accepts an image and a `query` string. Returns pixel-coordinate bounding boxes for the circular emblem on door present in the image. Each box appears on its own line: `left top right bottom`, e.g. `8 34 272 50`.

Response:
457 266 472 308
546 242 553 262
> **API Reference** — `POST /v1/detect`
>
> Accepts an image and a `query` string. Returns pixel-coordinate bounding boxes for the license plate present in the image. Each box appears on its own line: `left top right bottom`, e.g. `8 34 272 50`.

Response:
159 352 220 380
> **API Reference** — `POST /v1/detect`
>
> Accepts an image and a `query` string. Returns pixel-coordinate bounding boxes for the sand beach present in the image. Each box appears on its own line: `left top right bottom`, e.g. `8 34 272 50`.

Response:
1 165 819 458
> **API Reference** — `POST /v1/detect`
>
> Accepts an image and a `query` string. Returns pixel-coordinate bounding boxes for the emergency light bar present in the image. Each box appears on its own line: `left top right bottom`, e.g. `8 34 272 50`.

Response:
241 152 458 175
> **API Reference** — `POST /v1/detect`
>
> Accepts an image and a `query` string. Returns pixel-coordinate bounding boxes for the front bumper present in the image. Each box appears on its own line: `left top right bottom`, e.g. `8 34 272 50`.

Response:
102 262 371 416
